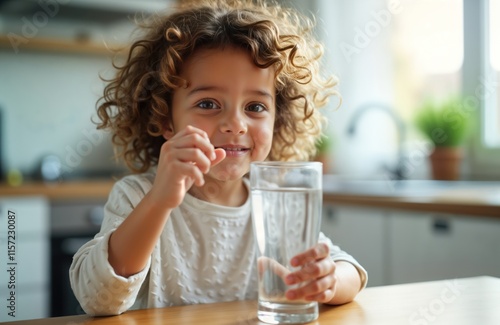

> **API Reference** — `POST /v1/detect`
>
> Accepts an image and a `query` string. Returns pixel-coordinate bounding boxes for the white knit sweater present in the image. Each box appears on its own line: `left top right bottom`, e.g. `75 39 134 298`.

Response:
69 172 367 316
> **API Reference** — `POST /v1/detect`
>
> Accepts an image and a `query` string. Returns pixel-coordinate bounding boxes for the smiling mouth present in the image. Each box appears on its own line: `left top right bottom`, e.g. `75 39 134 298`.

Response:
217 147 248 151
215 146 250 154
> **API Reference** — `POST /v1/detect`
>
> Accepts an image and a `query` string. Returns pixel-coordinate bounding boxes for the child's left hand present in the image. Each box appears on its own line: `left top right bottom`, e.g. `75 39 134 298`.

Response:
284 243 337 303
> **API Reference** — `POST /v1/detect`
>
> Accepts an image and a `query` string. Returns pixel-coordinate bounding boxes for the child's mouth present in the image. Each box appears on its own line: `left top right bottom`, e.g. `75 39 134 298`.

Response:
215 145 250 156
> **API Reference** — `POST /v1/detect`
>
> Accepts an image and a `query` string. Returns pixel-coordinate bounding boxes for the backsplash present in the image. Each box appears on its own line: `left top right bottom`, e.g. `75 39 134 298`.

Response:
0 50 122 179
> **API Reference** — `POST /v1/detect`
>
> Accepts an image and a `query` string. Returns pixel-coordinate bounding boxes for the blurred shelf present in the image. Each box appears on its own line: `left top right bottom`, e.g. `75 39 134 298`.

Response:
0 34 128 56
0 180 115 200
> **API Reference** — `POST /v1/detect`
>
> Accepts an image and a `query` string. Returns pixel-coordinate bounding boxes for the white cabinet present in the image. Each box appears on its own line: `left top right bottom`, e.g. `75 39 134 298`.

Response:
321 205 388 287
322 204 500 287
388 211 500 284
0 197 50 322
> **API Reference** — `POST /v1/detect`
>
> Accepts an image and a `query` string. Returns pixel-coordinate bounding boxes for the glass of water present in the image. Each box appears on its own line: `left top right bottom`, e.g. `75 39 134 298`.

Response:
250 161 322 324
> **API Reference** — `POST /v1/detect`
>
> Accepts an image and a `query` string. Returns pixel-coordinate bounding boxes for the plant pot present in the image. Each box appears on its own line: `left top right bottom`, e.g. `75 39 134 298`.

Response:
429 146 464 180
313 154 331 174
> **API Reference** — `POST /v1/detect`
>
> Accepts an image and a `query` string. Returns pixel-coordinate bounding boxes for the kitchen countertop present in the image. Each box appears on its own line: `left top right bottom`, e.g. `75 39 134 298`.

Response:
322 175 500 217
0 179 115 200
1 176 499 217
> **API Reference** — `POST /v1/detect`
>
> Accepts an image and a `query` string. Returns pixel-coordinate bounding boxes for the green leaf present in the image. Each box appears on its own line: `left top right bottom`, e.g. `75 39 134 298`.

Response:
414 96 473 147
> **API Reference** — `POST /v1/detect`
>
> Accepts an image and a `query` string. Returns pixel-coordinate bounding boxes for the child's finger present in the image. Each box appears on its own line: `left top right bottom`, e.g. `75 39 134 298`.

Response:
290 243 329 267
285 258 335 285
174 148 213 174
177 124 210 140
174 160 206 187
172 133 216 161
303 286 336 303
210 148 226 167
170 125 216 160
257 256 290 279
285 273 336 302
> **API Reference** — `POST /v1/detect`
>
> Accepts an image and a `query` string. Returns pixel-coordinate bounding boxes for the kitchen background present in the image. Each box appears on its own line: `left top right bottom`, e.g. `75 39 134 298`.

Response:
0 0 499 182
0 0 499 322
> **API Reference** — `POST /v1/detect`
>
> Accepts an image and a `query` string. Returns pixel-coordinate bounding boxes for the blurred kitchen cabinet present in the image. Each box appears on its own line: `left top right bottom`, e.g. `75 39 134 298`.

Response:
0 197 50 322
50 199 105 317
388 211 500 285
321 205 389 287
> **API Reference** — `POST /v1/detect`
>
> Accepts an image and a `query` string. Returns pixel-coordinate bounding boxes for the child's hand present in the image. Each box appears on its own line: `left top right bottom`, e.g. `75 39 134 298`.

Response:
150 125 225 209
284 243 337 303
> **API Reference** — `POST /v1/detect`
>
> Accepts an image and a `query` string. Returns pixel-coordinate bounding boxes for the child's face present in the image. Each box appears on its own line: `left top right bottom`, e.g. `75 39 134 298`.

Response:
167 46 276 181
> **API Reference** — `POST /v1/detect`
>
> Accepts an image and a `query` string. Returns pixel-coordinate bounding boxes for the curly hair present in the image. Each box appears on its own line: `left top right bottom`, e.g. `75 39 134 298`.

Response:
96 0 338 173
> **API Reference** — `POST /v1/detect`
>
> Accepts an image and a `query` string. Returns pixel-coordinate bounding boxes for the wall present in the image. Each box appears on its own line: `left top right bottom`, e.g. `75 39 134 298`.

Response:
315 0 431 179
0 9 138 178
280 0 409 179
0 49 119 177
1 0 441 181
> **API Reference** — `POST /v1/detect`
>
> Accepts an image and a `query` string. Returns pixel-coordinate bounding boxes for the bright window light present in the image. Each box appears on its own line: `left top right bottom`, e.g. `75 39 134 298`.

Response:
395 0 464 75
484 0 500 147
490 0 500 71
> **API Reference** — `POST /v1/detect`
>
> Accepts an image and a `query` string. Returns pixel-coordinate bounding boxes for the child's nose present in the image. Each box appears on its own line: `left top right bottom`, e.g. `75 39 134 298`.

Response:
219 110 247 135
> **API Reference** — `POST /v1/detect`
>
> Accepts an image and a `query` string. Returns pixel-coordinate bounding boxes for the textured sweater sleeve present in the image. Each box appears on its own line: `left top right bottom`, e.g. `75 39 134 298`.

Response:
69 176 152 316
319 232 368 290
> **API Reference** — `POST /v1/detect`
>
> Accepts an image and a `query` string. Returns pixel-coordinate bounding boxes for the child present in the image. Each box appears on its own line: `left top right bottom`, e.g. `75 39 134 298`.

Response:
70 0 367 316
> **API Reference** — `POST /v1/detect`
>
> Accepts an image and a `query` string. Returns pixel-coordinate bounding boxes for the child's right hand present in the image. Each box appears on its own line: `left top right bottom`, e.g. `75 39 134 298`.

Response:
149 125 226 209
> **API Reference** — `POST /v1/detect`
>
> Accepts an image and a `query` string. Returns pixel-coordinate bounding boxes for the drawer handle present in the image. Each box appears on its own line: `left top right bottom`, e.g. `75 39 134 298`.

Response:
432 218 451 234
325 207 336 221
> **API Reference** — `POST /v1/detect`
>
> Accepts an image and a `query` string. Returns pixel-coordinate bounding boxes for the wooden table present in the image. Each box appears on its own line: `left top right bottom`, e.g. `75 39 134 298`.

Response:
4 276 499 324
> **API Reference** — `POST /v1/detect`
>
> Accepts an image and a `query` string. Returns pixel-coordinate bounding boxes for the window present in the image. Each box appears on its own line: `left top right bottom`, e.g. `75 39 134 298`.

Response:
464 0 500 178
484 0 500 147
393 0 499 177
392 0 463 117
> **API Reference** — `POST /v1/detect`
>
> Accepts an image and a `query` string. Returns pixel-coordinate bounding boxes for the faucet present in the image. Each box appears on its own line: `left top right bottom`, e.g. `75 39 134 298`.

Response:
346 103 407 181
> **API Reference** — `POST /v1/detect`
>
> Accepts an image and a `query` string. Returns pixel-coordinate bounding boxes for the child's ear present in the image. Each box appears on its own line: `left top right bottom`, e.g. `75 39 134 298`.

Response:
162 125 174 140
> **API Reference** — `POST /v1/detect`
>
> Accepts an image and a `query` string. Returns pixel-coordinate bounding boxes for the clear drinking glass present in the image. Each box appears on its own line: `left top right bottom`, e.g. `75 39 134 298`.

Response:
250 161 323 324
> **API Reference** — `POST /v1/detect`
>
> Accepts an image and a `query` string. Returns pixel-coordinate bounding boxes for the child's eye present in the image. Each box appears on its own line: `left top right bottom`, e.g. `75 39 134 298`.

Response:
246 103 267 113
196 100 220 110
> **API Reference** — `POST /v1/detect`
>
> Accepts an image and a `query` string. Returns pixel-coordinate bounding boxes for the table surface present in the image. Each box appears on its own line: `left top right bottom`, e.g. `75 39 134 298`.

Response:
5 276 499 325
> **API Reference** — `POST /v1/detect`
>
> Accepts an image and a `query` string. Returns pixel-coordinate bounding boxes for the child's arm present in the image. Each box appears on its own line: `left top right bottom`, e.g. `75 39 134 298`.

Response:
108 125 225 277
283 243 365 305
107 191 173 277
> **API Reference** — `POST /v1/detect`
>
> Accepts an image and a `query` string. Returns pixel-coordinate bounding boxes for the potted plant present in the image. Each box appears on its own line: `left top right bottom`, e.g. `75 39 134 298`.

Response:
314 134 333 174
414 96 473 180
